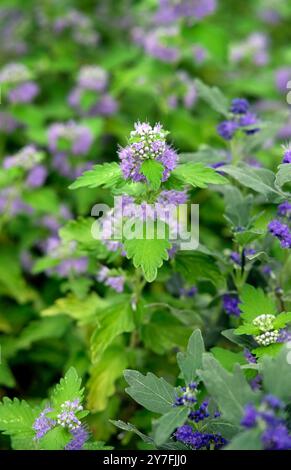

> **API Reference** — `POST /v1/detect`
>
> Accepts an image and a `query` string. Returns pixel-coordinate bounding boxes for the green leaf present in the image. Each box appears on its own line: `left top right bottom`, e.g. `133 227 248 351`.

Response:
110 420 154 445
261 345 291 401
140 159 164 190
222 186 253 228
51 367 84 411
274 312 291 329
87 346 128 412
42 292 106 325
253 343 283 358
211 347 246 371
220 165 279 200
0 361 16 388
22 188 59 214
177 329 205 383
90 296 134 363
69 162 122 189
235 324 261 336
154 407 189 446
124 231 170 282
275 164 291 189
195 79 229 116
225 429 262 450
198 354 257 424
239 284 277 322
59 217 97 250
124 370 175 414
174 251 225 288
0 398 39 448
234 229 264 246
172 162 226 188
32 256 62 274
39 426 71 450
141 311 191 354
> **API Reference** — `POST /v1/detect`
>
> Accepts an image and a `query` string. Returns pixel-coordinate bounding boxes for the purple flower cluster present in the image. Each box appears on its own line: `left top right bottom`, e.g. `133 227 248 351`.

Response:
48 121 93 178
268 219 291 249
33 407 55 440
241 395 291 450
97 265 125 293
3 145 40 170
230 32 269 67
275 67 291 93
0 188 33 216
54 9 98 46
282 145 291 164
223 294 241 317
68 66 118 117
217 98 259 141
0 63 39 104
119 122 178 183
277 201 291 218
43 236 88 277
174 425 226 450
57 399 83 430
188 400 210 423
132 27 180 63
174 382 197 406
179 285 197 297
65 426 89 450
33 399 89 450
167 71 197 110
155 0 217 24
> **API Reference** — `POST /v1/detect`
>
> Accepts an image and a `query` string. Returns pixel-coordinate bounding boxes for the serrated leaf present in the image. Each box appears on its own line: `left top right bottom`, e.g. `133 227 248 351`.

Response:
235 324 261 336
174 251 225 288
239 284 277 322
0 398 39 447
253 343 283 358
124 370 175 414
140 159 164 190
154 407 189 446
198 354 257 424
124 231 170 282
90 296 134 363
195 79 229 116
51 367 84 410
69 162 122 190
273 312 291 329
87 346 128 412
172 162 226 188
59 217 97 250
177 329 205 383
42 292 105 325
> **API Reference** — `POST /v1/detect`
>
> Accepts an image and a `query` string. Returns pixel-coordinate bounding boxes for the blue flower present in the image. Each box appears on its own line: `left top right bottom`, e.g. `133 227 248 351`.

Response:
230 98 250 114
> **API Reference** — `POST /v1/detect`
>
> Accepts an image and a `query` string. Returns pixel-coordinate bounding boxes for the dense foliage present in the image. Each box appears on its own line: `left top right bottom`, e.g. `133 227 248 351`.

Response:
0 0 291 451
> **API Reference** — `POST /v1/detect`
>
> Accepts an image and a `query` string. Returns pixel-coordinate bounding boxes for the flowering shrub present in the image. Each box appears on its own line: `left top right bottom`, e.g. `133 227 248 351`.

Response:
0 0 291 452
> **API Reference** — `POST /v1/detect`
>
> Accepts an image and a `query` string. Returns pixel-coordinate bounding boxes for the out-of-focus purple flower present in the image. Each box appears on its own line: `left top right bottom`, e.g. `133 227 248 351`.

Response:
8 81 39 104
192 45 208 64
230 251 241 265
132 27 180 63
33 407 55 440
278 201 291 218
26 164 47 188
3 145 40 170
262 424 291 450
157 190 188 206
268 219 291 249
118 122 178 183
277 328 291 343
179 285 197 297
217 120 239 140
239 112 260 134
48 121 93 156
77 66 108 92
275 67 291 93
0 112 20 134
53 9 98 46
241 404 258 428
65 425 89 450
55 258 88 278
20 250 34 272
223 294 241 317
282 145 291 164
230 98 250 115
259 9 281 25
0 188 33 216
97 265 125 293
0 63 30 84
246 157 262 168
155 0 217 24
230 32 269 67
